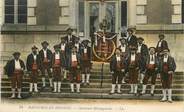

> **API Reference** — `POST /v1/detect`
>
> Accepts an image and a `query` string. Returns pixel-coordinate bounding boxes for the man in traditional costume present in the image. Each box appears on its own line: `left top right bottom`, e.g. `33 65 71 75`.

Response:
110 48 126 94
4 52 25 99
39 41 53 88
26 46 40 93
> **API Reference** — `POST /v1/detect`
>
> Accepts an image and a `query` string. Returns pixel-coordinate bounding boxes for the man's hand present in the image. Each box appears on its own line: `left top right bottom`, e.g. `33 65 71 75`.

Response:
168 71 173 74
121 69 125 72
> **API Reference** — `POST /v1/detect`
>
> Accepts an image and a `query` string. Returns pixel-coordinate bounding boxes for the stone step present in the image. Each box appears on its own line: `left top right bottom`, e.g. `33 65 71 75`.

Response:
1 87 184 94
2 81 184 89
1 92 184 100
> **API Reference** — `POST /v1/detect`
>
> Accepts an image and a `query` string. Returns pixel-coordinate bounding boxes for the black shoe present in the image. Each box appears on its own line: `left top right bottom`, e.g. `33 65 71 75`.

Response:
86 82 90 86
151 93 154 96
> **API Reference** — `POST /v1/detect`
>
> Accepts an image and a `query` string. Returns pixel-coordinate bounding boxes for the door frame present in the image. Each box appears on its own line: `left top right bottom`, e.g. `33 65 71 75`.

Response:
84 0 120 39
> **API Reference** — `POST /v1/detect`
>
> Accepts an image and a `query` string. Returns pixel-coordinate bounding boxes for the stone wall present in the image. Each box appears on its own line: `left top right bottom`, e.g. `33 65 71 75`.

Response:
0 32 184 72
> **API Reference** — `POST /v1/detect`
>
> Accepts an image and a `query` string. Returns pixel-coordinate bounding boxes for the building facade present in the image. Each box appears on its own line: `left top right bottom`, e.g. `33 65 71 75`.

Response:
0 0 184 71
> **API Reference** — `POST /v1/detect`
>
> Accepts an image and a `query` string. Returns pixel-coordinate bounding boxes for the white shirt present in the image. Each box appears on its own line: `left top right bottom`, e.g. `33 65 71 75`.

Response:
137 44 142 53
15 60 21 69
72 54 77 62
61 43 65 51
128 36 131 42
158 40 163 47
43 49 47 58
68 35 71 41
120 45 126 52
131 53 135 61
164 55 168 63
33 54 37 61
84 48 87 53
55 53 60 59
150 54 155 64
116 56 121 61
75 43 79 50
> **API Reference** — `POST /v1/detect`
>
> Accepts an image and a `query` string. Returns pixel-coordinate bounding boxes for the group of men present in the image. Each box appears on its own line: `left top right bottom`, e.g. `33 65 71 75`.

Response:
4 27 176 103
4 28 92 98
110 28 176 103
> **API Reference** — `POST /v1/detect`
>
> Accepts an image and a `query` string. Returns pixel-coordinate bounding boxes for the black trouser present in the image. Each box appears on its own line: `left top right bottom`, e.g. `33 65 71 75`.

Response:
112 71 124 84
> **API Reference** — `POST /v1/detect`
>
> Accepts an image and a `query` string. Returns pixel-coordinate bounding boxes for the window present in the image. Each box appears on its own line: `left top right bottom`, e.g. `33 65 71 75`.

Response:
121 1 127 27
78 1 85 33
182 0 184 23
5 0 27 24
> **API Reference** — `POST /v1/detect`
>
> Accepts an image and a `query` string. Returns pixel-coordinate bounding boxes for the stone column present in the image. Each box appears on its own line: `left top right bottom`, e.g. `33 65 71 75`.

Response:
128 0 137 26
69 0 78 29
27 0 37 25
171 0 182 23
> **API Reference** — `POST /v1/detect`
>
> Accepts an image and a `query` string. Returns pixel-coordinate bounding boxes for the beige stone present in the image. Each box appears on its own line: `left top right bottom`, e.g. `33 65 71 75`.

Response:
59 0 69 7
28 0 37 7
136 6 145 14
14 35 34 43
137 0 147 5
0 35 14 43
136 15 147 24
27 17 37 25
28 8 35 17
171 0 181 5
172 15 181 23
59 17 69 24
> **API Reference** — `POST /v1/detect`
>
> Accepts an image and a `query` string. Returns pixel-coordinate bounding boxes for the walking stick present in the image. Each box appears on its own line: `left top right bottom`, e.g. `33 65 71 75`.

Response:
100 63 104 88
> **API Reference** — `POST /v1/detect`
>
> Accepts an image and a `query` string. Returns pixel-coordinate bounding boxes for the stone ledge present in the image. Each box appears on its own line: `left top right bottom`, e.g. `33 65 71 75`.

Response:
1 25 69 33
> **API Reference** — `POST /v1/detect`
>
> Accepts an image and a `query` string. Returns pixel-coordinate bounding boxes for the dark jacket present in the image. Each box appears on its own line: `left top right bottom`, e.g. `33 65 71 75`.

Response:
145 54 159 72
158 56 176 73
79 46 91 61
125 52 139 69
138 44 149 72
4 59 25 77
127 35 138 48
39 49 52 68
68 52 81 69
110 55 126 72
64 35 76 44
156 40 168 54
26 53 40 71
52 52 66 68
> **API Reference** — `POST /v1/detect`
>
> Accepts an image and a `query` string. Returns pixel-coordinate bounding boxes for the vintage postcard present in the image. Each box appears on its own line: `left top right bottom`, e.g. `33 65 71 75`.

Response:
0 0 184 112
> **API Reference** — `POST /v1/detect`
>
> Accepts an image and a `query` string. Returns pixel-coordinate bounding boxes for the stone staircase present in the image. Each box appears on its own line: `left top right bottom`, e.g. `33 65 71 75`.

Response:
1 62 184 100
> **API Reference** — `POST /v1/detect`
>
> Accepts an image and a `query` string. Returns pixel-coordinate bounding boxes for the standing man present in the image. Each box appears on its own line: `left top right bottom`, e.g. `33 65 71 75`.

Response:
156 34 169 56
126 47 139 95
137 37 149 84
26 46 40 93
126 28 138 49
64 28 76 44
69 46 81 93
52 45 65 93
140 47 158 96
110 48 126 94
159 49 176 103
39 41 53 88
4 52 25 99
80 39 91 86
59 37 67 81
118 38 129 84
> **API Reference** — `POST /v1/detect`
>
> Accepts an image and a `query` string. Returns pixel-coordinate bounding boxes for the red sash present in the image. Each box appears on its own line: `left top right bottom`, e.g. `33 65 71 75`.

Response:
147 64 155 70
32 61 38 70
14 69 23 74
43 58 48 63
163 63 169 73
72 61 78 68
54 59 61 67
116 61 122 71
83 53 88 60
